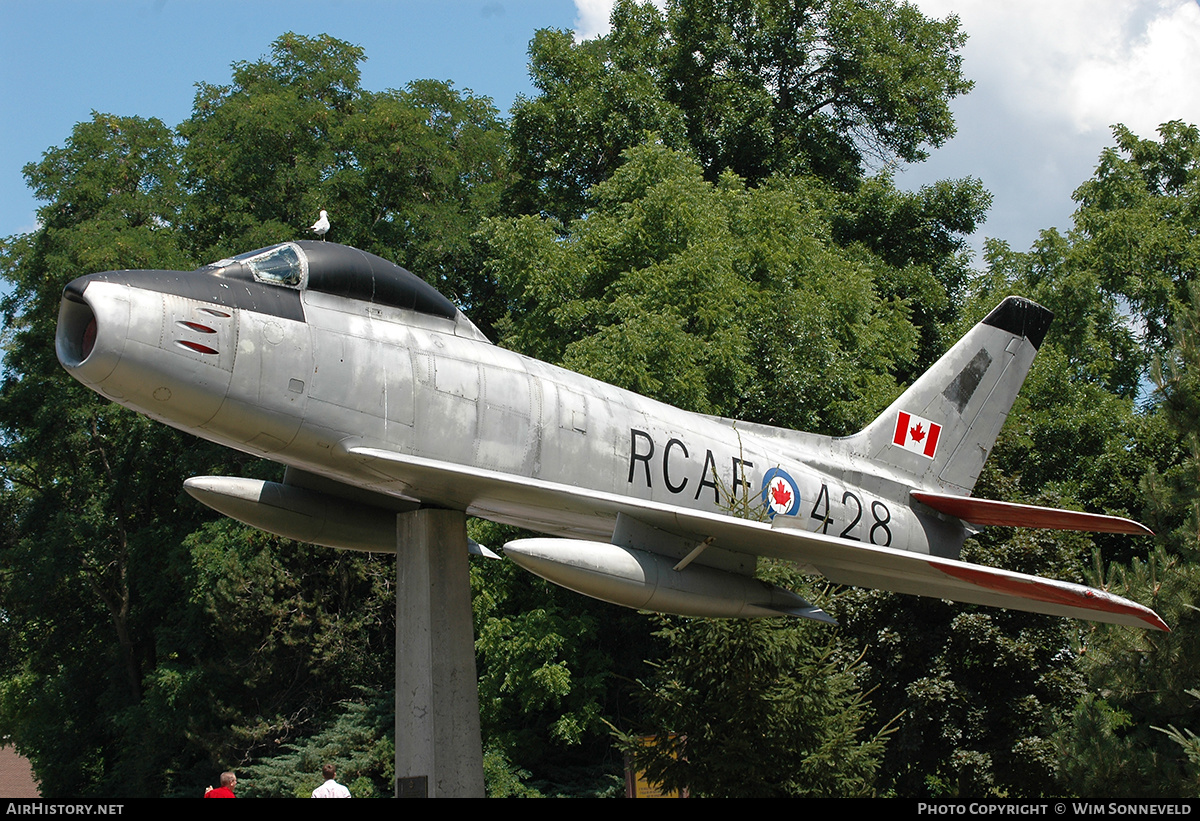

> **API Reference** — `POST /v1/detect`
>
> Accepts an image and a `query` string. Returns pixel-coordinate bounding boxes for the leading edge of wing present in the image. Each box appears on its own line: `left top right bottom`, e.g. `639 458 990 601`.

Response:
345 445 1168 631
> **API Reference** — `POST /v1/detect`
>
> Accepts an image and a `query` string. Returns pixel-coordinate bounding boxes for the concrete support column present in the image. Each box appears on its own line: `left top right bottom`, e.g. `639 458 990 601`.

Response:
394 508 485 798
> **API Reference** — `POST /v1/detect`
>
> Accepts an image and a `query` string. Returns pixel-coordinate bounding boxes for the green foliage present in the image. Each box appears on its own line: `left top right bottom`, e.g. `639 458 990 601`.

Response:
182 520 395 733
238 693 394 798
510 0 972 219
508 1 689 221
843 371 1105 797
1 113 213 797
0 35 489 797
1057 286 1200 797
843 583 1085 797
831 123 1200 796
666 0 971 183
24 112 185 234
979 232 1146 399
179 33 366 253
1156 689 1200 793
1057 547 1200 797
618 580 890 797
487 142 917 433
482 745 543 797
1071 121 1200 350
833 174 991 373
180 33 511 335
470 519 646 797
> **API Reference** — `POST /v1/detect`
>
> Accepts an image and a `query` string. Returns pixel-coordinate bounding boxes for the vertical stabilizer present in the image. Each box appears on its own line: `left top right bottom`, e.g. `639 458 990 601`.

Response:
843 297 1052 494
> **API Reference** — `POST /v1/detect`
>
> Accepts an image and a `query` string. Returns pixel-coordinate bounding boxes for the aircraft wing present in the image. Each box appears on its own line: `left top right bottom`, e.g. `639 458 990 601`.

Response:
345 446 1167 631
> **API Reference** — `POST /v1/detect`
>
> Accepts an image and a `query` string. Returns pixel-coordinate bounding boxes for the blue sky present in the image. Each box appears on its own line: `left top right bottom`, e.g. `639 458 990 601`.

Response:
4 0 1199 261
1 0 577 238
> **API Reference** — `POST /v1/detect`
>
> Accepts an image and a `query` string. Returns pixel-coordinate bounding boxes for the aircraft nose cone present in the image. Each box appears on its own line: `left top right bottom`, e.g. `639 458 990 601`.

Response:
56 274 130 387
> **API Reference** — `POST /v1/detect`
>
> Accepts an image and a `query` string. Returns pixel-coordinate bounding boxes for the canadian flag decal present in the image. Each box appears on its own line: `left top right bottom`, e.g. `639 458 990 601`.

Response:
892 411 942 459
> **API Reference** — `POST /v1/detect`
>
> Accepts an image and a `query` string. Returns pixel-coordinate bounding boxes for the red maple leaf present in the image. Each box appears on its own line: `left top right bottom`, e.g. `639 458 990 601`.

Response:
909 423 926 443
770 480 792 509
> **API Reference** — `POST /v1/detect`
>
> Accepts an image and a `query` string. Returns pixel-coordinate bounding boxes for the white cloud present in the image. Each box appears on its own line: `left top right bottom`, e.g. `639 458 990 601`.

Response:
914 0 1200 138
573 0 618 40
900 0 1200 250
569 0 1200 251
1067 1 1200 136
573 0 668 41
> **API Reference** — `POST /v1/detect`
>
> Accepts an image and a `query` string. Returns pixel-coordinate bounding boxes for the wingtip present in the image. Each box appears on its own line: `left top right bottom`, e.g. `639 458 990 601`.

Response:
1143 612 1171 632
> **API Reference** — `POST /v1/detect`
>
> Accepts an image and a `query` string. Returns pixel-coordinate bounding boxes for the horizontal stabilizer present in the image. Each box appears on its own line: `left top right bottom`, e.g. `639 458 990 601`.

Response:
912 491 1153 535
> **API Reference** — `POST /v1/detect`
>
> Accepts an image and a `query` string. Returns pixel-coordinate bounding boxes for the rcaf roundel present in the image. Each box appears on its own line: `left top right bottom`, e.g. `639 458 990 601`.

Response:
893 411 942 459
761 468 802 518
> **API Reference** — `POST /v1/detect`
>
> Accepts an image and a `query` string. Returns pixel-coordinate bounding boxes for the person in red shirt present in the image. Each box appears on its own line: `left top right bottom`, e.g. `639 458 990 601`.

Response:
204 772 237 798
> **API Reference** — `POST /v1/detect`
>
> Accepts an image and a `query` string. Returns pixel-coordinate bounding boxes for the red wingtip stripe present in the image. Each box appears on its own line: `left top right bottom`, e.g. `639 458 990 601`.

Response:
936 562 1168 631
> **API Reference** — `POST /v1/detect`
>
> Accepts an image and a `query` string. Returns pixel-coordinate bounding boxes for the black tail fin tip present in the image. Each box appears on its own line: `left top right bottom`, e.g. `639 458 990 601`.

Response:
981 297 1053 349
846 295 1054 495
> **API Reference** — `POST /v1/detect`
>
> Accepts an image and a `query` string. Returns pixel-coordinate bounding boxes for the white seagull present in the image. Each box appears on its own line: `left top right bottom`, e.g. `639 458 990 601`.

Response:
310 209 330 240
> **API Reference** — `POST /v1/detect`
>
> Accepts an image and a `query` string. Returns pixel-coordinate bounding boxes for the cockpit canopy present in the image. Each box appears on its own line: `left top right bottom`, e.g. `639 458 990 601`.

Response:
209 241 459 320
234 243 306 287
63 240 486 342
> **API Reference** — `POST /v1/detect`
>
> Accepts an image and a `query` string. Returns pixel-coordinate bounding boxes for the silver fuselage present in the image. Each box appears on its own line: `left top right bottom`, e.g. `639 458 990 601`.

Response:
57 269 929 554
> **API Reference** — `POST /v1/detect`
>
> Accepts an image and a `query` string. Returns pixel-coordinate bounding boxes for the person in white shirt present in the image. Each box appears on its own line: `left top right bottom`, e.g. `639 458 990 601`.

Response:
311 763 351 798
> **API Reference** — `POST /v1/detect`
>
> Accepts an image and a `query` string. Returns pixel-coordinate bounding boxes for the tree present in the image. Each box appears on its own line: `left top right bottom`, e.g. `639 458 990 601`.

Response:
487 142 917 434
831 178 1176 796
665 0 971 185
0 114 212 796
837 329 1116 797
331 80 511 331
855 121 1200 799
1070 121 1200 351
509 0 972 220
180 33 512 334
508 1 689 221
234 692 394 798
1056 282 1200 797
833 174 991 373
0 34 510 797
841 563 1087 797
618 577 890 797
508 0 985 373
470 521 643 797
1156 689 1200 794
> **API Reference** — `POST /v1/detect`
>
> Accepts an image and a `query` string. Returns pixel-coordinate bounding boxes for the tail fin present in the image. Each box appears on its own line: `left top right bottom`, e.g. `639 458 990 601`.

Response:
843 297 1052 494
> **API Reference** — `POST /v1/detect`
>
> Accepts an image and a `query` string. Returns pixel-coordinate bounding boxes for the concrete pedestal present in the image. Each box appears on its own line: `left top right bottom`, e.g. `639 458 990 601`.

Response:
394 508 485 798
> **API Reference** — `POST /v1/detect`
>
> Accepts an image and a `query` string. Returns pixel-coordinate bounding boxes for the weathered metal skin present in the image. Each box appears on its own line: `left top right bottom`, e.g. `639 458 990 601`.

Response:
55 241 1166 629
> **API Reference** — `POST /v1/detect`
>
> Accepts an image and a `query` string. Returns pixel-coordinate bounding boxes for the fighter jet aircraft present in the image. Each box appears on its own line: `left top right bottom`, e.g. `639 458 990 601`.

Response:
55 240 1167 630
